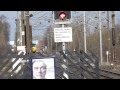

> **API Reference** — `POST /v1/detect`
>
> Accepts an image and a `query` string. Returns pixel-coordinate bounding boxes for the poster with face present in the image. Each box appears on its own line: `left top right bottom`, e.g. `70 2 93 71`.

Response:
32 57 55 79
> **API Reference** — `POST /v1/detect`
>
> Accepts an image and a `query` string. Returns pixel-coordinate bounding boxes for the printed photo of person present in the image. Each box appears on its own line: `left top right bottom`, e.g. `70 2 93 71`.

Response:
32 58 55 79
33 61 47 79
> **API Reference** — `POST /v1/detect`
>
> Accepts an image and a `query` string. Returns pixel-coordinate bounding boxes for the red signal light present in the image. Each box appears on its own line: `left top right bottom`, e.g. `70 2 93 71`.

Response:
59 12 66 20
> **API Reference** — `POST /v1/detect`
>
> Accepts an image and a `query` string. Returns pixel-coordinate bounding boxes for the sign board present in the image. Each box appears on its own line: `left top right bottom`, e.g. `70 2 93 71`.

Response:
54 27 72 42
31 57 55 79
17 46 25 51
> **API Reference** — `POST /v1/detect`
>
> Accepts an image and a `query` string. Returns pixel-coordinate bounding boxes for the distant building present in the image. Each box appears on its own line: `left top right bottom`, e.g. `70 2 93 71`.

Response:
39 40 44 48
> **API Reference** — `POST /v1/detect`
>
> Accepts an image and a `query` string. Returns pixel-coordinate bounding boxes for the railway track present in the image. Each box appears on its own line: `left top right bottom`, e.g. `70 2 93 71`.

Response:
99 69 120 79
88 67 120 79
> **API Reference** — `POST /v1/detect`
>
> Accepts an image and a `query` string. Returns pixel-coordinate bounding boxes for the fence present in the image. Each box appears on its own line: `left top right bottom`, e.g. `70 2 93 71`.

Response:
0 50 100 79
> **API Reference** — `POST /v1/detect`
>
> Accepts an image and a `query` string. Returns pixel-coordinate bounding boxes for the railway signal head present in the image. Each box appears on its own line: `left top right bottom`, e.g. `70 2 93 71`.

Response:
59 11 66 20
53 11 72 24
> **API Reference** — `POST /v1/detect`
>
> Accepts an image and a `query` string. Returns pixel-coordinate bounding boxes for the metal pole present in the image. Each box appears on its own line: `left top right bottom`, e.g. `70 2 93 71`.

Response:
21 11 25 46
50 26 53 54
16 11 21 47
73 28 76 51
99 11 103 65
47 28 50 53
25 11 30 57
62 24 65 54
56 42 57 52
106 51 109 65
79 24 82 51
15 18 18 52
61 24 69 79
111 11 116 62
84 11 87 53
16 12 19 46
19 11 22 46
47 33 50 53
107 11 111 64
78 28 81 51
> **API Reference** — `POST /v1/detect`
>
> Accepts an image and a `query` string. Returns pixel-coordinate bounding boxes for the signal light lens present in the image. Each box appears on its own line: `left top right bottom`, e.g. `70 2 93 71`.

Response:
59 12 66 20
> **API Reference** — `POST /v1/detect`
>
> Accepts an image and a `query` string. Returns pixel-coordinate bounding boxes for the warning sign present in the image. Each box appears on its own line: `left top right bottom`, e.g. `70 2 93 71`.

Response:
54 27 72 42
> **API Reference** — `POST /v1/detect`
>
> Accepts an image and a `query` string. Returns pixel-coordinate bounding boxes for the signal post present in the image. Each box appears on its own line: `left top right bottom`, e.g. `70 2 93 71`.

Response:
53 11 72 53
53 11 72 79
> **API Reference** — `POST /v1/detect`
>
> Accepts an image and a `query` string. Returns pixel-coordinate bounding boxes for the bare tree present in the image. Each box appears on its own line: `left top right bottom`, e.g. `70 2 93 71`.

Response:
0 15 10 54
